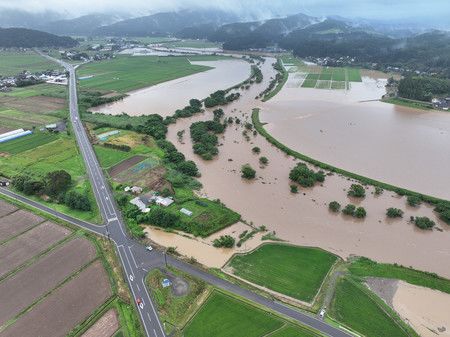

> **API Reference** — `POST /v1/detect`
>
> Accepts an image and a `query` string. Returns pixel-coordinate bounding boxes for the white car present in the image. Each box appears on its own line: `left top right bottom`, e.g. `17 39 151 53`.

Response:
319 308 326 319
146 245 153 252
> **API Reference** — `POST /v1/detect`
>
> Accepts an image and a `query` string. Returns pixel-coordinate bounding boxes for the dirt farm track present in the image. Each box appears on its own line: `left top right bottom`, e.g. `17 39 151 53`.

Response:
0 199 113 337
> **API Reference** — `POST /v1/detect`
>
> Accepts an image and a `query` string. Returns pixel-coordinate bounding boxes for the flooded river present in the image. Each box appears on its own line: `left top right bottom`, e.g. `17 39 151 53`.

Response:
260 75 450 200
97 55 450 278
91 59 250 117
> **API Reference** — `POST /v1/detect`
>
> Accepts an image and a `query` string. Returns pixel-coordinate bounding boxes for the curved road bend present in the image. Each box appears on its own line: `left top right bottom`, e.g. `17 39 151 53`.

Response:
4 52 354 337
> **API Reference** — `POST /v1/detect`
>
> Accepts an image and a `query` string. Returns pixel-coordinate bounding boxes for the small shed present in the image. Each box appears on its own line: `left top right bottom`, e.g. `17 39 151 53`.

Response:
180 208 193 217
162 278 172 288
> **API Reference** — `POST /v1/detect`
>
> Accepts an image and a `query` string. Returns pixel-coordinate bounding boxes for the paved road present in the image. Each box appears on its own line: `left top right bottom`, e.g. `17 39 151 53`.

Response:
3 52 353 337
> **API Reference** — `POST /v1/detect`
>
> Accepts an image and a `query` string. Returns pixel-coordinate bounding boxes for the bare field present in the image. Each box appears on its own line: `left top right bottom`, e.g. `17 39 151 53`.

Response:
0 209 44 242
81 309 119 337
0 95 65 114
0 221 70 278
108 155 145 177
0 261 112 337
0 200 17 217
0 237 96 325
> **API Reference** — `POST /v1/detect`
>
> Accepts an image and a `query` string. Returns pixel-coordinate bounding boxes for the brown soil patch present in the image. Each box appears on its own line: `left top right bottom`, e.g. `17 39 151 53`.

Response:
115 165 172 192
0 127 12 134
0 209 44 242
108 155 145 177
0 261 112 337
81 309 119 337
0 237 96 325
0 200 17 218
0 221 70 278
0 96 65 114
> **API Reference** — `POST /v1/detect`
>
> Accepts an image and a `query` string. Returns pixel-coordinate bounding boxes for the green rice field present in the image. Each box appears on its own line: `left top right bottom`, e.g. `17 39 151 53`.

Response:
77 55 212 92
0 51 62 76
301 67 361 89
94 145 134 169
228 244 338 302
0 131 58 154
329 278 411 337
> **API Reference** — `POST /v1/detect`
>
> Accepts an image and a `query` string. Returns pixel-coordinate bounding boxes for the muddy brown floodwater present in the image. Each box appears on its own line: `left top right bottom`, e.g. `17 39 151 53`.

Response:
90 59 250 118
98 56 450 279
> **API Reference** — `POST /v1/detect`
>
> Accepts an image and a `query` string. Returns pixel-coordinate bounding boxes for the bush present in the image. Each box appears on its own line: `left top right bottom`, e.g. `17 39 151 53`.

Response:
290 185 298 193
44 170 72 197
347 184 366 198
407 195 421 207
374 186 384 195
252 146 260 154
259 156 268 165
329 201 341 212
414 216 435 230
143 208 179 228
342 204 356 216
241 164 256 180
175 160 199 177
386 208 404 218
289 163 325 187
354 207 367 218
213 235 235 248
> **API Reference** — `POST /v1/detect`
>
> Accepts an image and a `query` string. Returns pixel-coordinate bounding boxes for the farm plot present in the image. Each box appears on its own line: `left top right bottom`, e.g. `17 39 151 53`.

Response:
0 95 66 115
113 157 163 186
0 209 44 242
0 237 96 325
0 261 112 337
107 155 146 177
184 291 284 337
94 145 135 169
0 200 17 217
0 131 58 155
0 51 61 76
228 244 338 303
0 221 70 278
81 309 119 337
0 108 60 130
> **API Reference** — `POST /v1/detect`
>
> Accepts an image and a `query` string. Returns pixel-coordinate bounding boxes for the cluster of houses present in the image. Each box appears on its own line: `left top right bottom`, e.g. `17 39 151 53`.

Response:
125 186 193 217
59 50 114 62
0 70 67 92
304 56 356 67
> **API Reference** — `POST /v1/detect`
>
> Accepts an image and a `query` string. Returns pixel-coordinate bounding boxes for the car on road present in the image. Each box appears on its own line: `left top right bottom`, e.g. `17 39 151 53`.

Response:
136 297 144 309
319 308 326 319
146 245 153 252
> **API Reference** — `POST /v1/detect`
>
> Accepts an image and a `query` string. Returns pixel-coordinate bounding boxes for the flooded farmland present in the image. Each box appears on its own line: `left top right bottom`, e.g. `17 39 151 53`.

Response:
98 56 450 278
260 74 450 200
91 59 250 117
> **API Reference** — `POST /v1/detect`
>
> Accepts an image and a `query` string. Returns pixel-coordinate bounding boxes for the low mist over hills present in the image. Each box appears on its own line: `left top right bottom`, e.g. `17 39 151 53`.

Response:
0 28 78 48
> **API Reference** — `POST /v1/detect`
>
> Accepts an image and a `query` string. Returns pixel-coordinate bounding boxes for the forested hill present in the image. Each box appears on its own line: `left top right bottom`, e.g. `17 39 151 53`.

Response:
0 28 78 48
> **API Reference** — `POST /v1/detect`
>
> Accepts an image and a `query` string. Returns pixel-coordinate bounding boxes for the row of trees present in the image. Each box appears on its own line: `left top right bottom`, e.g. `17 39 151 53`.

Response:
204 90 241 108
12 170 91 211
398 76 450 102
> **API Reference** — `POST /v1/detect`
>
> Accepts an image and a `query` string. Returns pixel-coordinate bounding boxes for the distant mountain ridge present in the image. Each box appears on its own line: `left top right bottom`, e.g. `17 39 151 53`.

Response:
94 9 240 36
0 28 78 48
39 14 122 36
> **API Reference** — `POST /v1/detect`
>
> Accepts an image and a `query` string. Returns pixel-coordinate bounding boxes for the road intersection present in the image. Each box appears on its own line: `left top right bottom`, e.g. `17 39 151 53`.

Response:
1 53 353 337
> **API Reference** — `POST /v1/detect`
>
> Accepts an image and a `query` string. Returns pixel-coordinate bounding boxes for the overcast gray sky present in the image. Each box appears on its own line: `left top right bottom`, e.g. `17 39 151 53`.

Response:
0 0 449 24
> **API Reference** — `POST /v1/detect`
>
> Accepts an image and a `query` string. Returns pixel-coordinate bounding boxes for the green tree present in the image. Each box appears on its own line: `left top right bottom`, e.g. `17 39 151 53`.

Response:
386 208 404 218
354 207 367 218
407 195 421 207
241 164 256 180
252 146 261 154
44 170 72 197
342 204 356 216
329 201 341 213
64 191 91 211
213 235 235 248
414 216 435 230
290 185 298 193
348 184 366 198
259 156 268 165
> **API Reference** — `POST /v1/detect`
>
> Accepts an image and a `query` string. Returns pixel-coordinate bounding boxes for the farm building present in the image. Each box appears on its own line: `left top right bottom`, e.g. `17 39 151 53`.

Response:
97 130 120 141
151 195 174 207
180 208 193 216
130 196 150 213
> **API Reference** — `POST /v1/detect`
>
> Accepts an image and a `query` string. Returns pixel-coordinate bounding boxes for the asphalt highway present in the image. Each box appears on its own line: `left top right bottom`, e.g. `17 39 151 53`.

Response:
2 52 354 337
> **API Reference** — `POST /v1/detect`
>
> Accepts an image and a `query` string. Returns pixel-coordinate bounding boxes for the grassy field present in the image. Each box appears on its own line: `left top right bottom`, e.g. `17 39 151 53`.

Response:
147 267 210 334
301 67 361 89
184 291 283 337
228 244 338 302
329 277 410 337
0 131 58 154
269 325 317 337
77 56 212 93
349 257 450 295
94 146 134 169
0 83 67 99
0 51 62 76
0 108 60 129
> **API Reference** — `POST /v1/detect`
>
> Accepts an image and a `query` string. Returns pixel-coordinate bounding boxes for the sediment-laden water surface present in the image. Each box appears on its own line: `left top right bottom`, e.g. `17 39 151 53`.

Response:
91 59 250 117
260 74 450 200
97 56 450 278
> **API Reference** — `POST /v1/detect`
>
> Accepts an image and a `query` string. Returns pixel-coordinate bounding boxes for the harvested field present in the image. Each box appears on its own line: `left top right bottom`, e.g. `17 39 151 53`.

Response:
0 96 65 114
115 165 171 192
81 309 119 337
0 209 44 242
108 155 145 177
0 127 12 134
0 261 112 337
0 221 70 278
0 237 96 325
0 200 17 217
